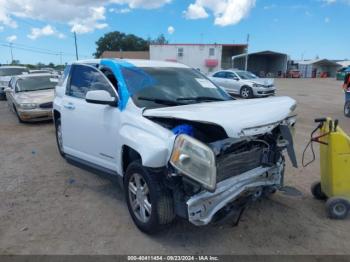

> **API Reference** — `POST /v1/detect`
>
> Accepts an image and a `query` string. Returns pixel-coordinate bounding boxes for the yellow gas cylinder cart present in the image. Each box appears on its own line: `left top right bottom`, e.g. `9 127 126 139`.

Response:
303 118 350 219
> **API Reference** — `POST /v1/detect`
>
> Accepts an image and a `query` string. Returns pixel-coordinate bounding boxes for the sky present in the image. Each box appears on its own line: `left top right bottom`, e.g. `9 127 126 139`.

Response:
0 0 349 65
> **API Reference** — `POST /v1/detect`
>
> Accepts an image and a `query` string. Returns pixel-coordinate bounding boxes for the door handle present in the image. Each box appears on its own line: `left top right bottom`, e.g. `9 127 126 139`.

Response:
64 103 75 110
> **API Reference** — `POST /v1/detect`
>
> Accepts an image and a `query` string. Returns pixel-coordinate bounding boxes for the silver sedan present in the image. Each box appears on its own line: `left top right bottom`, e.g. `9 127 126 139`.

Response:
5 74 58 122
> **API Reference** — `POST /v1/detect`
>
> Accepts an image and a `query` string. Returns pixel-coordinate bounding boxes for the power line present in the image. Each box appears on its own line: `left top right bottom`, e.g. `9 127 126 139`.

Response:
0 41 90 58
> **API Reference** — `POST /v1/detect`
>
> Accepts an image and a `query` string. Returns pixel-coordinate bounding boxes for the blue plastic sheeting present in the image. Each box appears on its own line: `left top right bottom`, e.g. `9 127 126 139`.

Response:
172 124 194 137
100 59 157 111
100 59 131 110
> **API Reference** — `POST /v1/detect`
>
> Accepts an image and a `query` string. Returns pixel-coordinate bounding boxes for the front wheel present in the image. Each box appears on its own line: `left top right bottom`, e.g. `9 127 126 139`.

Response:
240 86 253 99
13 106 25 123
326 198 349 219
124 161 175 234
344 102 350 118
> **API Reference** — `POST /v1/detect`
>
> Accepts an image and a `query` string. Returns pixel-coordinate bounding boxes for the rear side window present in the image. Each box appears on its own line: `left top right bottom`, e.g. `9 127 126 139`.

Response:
67 64 115 99
213 71 226 78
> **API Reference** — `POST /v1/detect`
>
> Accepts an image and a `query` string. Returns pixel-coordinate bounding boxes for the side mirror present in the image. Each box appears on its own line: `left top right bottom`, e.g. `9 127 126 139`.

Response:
85 90 118 107
233 77 239 81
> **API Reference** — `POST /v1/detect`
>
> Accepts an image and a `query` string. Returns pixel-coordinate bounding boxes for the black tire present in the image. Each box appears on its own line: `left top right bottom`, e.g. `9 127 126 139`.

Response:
13 106 25 123
124 161 175 234
344 102 350 118
262 186 277 198
311 182 327 200
0 93 6 101
326 197 349 220
240 86 253 99
55 118 65 157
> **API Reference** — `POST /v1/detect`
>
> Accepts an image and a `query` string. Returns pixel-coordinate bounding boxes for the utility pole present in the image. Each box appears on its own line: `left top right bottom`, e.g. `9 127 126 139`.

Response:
9 43 14 64
245 34 250 71
74 32 79 60
59 52 63 65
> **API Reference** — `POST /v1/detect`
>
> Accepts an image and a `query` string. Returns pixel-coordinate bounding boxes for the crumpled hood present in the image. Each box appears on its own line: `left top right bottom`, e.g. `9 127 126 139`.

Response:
244 78 274 86
15 89 54 104
143 96 296 138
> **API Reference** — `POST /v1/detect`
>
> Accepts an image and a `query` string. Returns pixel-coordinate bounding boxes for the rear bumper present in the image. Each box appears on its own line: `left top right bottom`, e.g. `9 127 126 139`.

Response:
17 108 53 121
187 162 284 226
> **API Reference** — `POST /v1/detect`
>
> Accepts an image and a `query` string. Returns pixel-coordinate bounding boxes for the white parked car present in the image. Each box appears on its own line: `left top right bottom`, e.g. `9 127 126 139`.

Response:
0 66 29 100
53 59 297 233
209 70 276 99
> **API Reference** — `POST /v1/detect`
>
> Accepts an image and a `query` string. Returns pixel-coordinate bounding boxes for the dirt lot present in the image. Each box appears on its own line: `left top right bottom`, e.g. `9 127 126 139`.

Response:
0 78 349 255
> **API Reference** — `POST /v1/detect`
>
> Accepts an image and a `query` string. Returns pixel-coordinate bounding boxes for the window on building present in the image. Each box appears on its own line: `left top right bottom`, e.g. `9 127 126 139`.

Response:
177 48 184 58
209 48 215 56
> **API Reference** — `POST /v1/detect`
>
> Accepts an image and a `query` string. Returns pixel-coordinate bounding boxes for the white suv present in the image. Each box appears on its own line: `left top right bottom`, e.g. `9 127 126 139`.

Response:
209 70 276 99
53 59 297 233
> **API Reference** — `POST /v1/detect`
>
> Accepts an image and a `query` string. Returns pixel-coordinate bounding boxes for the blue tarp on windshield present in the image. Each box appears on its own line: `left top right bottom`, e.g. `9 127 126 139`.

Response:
100 59 156 110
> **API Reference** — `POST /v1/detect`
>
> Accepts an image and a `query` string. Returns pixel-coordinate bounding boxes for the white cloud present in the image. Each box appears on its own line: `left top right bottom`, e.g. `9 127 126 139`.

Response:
0 0 172 34
0 26 4 31
69 6 108 34
322 0 350 5
263 4 276 10
184 3 209 19
6 35 17 42
27 24 65 39
167 25 175 34
109 7 131 13
110 0 171 9
323 0 337 4
184 0 256 26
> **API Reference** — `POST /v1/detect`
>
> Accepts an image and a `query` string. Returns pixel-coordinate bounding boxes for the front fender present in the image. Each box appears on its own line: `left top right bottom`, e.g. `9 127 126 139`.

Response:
119 123 175 168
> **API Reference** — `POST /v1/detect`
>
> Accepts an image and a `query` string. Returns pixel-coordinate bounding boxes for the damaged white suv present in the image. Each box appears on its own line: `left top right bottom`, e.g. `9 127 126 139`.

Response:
53 59 297 233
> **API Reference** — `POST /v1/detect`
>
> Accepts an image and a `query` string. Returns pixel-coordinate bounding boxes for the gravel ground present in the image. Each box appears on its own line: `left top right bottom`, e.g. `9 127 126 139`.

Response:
0 78 349 255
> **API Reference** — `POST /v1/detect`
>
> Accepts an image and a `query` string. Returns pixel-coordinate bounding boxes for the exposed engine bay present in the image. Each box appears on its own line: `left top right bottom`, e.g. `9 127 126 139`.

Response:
146 116 297 225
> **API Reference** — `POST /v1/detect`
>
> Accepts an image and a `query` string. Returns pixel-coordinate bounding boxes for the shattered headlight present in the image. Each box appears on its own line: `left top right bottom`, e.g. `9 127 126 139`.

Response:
170 135 216 191
19 103 37 110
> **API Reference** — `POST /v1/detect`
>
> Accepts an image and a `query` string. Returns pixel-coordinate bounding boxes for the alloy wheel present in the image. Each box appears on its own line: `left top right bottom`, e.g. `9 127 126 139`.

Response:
241 87 251 98
128 173 152 223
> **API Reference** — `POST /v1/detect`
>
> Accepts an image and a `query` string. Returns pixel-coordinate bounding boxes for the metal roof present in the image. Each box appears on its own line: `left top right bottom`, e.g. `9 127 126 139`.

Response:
232 50 288 59
296 59 341 66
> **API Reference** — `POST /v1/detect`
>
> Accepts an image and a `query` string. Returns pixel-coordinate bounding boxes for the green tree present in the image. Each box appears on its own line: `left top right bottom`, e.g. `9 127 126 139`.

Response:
150 34 169 45
94 31 149 58
11 60 20 65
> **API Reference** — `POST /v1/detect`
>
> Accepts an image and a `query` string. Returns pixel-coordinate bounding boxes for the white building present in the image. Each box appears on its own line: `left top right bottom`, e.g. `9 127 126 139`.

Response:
295 59 342 78
150 43 247 74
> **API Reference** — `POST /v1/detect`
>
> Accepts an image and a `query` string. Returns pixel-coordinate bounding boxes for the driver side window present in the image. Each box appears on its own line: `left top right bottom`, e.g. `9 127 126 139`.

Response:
67 64 116 99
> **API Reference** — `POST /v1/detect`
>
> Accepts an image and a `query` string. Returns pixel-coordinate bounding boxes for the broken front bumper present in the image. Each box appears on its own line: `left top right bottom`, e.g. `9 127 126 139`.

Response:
186 162 284 226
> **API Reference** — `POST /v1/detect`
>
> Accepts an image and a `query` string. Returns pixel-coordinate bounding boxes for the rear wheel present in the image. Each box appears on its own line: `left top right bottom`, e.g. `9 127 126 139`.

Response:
240 86 253 99
311 182 327 200
124 161 175 234
344 102 350 117
326 198 349 219
55 118 65 157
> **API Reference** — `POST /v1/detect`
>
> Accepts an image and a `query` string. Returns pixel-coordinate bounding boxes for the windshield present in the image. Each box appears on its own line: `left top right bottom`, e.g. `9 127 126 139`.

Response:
236 71 258 80
0 68 28 76
16 76 58 92
123 67 232 109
